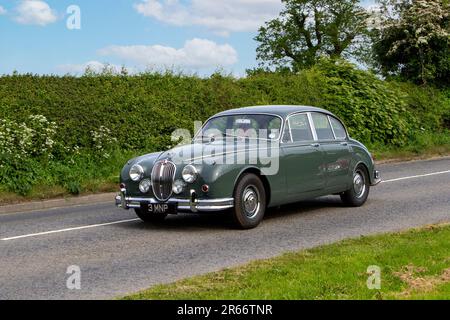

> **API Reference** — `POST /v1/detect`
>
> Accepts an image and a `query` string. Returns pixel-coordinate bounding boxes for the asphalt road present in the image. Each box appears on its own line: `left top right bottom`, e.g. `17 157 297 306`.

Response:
0 158 449 300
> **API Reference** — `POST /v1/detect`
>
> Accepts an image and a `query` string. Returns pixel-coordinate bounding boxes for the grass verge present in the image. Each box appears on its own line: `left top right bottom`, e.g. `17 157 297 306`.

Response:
0 149 136 205
0 182 117 206
369 132 450 162
123 224 450 300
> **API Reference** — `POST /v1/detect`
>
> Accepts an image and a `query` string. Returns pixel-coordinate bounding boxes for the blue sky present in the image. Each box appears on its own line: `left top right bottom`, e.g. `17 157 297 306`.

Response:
0 0 375 76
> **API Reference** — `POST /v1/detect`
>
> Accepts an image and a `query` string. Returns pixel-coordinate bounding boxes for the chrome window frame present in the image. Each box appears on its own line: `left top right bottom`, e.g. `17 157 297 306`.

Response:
307 112 319 141
282 117 293 143
283 111 349 143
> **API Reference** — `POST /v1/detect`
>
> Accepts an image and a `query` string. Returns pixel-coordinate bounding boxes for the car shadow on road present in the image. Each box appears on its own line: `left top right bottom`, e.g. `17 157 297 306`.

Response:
265 196 346 221
118 196 347 232
121 212 233 231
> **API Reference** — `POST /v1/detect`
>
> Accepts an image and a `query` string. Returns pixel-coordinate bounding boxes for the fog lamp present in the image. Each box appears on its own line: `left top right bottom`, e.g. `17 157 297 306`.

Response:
139 179 151 194
173 180 186 195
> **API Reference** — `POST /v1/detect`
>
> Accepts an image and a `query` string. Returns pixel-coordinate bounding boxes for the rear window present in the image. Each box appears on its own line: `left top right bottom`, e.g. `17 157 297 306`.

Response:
329 117 347 140
311 113 334 140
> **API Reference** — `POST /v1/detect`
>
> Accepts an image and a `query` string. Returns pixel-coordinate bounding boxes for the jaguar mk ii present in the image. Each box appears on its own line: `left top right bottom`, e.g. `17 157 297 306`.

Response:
116 105 381 229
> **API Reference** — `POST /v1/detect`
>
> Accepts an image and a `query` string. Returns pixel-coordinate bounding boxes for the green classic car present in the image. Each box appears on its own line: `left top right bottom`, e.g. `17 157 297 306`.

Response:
115 105 381 229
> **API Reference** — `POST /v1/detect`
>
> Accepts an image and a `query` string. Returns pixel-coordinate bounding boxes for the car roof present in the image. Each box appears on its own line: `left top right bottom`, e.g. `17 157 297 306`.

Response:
214 105 335 118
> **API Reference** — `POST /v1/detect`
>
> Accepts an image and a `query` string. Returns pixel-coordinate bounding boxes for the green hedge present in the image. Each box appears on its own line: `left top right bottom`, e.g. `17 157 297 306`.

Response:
3 60 448 152
0 60 448 195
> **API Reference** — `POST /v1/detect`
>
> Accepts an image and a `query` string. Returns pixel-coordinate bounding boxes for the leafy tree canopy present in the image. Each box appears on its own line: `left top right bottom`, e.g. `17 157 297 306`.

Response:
255 0 370 71
371 0 450 86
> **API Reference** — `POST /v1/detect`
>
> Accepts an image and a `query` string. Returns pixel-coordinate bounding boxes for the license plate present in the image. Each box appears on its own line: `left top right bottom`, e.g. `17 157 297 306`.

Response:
141 203 177 215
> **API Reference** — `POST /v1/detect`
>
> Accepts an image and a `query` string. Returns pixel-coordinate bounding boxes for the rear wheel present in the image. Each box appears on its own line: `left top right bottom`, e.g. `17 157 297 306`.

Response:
232 174 266 229
134 208 167 224
341 165 370 207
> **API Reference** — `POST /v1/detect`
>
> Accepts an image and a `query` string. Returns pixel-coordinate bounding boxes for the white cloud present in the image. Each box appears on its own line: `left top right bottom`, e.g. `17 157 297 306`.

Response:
57 61 125 75
14 0 57 26
0 6 7 15
98 38 238 70
134 0 283 35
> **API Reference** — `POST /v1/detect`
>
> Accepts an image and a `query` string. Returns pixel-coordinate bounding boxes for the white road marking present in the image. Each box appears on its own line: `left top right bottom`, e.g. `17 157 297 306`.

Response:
1 170 449 242
0 218 140 241
382 170 450 183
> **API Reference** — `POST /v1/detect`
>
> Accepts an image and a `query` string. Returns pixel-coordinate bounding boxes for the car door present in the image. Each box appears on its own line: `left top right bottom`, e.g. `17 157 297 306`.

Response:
310 113 351 191
280 113 326 197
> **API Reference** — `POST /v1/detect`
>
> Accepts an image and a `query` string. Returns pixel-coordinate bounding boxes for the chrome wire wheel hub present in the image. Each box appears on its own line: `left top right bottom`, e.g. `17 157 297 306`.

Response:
353 171 366 199
242 185 260 219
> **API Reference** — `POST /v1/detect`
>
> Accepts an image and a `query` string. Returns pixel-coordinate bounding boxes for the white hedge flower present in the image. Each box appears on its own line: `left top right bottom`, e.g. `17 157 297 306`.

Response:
90 126 117 159
0 115 58 160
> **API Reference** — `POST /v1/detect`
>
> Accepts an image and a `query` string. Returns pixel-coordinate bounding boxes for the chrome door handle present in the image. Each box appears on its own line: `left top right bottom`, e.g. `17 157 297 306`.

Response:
311 143 320 148
340 142 348 146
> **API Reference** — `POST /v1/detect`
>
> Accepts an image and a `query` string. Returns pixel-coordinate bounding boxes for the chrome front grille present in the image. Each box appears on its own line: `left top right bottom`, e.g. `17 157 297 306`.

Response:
151 160 176 202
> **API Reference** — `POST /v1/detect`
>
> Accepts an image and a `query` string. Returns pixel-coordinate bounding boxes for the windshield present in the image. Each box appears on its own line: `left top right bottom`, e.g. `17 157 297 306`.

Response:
195 114 282 141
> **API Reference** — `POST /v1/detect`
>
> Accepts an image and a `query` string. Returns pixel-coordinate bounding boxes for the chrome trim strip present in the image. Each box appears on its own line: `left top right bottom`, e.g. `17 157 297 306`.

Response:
307 112 319 141
327 115 337 140
288 117 293 143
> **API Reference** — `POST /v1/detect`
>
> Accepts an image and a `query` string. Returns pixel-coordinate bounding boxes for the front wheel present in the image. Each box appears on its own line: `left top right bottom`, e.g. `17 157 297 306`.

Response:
134 208 167 224
341 165 370 207
232 174 266 229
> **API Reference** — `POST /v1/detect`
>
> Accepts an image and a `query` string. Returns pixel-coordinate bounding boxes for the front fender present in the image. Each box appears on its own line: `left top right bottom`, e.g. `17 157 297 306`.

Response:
120 152 163 183
199 163 246 199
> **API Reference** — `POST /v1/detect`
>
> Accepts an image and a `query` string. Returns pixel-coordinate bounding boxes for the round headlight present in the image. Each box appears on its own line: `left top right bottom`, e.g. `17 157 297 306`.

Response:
129 164 144 182
182 165 198 183
172 180 186 195
139 179 151 194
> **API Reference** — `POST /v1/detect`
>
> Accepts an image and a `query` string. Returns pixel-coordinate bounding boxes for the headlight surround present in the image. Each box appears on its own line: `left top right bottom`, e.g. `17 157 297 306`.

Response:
139 179 152 194
129 164 144 182
172 179 186 195
182 164 198 183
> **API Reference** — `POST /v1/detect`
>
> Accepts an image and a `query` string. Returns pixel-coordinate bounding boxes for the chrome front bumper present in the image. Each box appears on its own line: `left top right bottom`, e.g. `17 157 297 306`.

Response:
115 189 234 213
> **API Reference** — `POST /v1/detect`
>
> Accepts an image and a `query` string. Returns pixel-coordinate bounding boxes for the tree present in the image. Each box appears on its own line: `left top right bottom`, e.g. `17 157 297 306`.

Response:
254 0 370 71
371 0 450 86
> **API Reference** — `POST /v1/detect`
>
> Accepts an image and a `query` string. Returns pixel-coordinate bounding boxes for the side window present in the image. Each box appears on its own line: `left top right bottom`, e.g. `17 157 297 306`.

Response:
287 114 314 142
311 113 334 140
329 117 347 140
